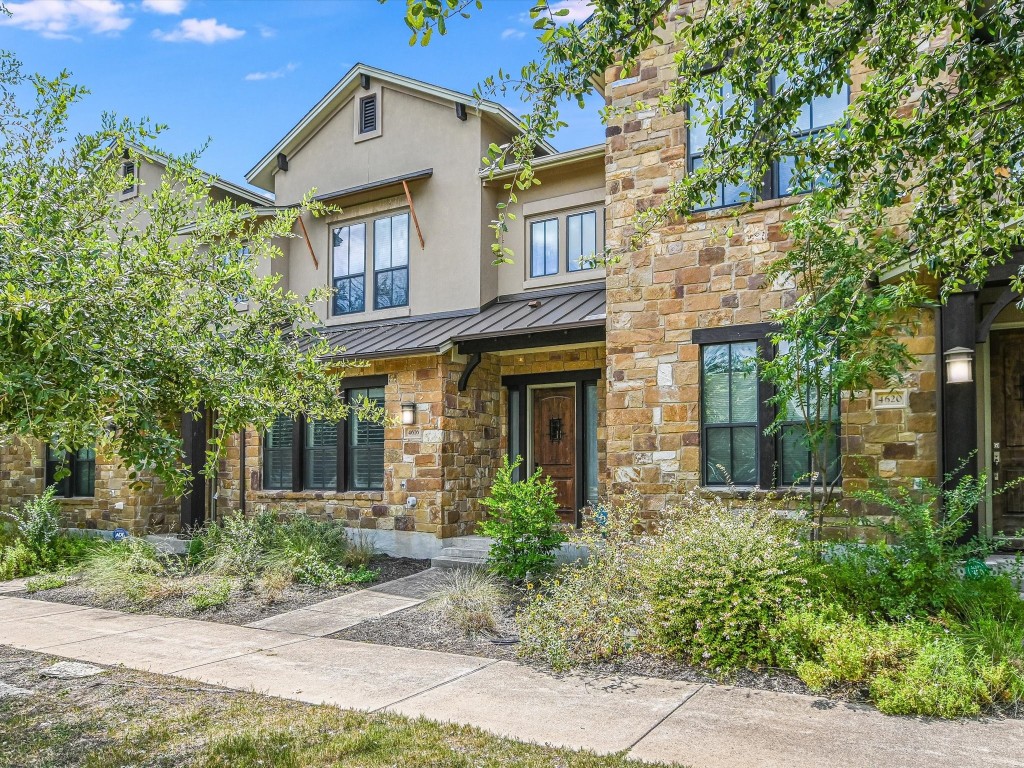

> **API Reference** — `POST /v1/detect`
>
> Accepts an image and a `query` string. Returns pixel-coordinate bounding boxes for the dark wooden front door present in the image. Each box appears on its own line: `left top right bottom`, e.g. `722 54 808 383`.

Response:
531 386 576 524
991 330 1024 538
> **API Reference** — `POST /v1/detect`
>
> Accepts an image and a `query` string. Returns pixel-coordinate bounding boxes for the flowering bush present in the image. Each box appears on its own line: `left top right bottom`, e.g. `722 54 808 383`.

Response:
652 497 813 671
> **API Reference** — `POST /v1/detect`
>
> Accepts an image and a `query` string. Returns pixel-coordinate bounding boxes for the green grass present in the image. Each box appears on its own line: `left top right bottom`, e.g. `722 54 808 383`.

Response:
0 651 670 768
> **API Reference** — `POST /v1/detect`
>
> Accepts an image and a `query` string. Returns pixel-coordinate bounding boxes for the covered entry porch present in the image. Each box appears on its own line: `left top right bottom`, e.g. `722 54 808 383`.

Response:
941 254 1024 542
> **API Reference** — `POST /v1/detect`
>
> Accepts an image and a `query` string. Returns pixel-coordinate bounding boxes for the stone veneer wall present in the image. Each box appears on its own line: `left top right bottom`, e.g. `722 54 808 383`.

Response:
0 435 178 534
602 5 938 521
223 343 607 540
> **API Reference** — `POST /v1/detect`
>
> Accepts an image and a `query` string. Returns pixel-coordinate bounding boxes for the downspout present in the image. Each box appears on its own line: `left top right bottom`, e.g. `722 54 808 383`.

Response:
239 428 246 516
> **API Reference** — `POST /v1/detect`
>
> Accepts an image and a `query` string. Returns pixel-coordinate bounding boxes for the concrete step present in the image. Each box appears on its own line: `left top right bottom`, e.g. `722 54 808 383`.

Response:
431 554 488 570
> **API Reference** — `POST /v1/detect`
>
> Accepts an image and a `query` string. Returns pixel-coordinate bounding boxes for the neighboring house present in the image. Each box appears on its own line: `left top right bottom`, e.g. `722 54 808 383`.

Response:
205 64 609 558
601 11 1024 543
0 148 273 534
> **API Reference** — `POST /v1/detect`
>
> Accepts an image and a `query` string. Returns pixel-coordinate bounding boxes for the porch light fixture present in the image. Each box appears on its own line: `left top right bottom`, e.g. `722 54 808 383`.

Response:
944 346 974 384
401 402 416 425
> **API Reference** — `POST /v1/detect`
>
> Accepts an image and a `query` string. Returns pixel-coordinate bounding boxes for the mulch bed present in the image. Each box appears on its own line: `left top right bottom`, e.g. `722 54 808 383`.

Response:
334 595 832 699
16 555 430 626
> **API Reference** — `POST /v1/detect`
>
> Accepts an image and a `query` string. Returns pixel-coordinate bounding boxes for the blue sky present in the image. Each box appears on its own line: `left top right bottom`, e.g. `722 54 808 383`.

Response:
0 0 604 192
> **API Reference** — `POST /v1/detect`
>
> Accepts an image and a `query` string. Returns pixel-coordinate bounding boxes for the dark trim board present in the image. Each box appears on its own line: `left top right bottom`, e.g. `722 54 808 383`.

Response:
313 169 432 204
457 325 604 355
180 409 208 529
340 374 389 390
502 368 603 387
692 322 777 345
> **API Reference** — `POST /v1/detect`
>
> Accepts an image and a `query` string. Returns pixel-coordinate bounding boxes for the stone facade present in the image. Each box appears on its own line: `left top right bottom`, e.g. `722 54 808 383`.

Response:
602 5 940 519
217 344 606 541
0 436 178 534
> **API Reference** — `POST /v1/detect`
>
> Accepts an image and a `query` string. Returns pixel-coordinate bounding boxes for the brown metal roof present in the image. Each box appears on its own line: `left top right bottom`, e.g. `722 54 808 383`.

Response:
312 284 606 359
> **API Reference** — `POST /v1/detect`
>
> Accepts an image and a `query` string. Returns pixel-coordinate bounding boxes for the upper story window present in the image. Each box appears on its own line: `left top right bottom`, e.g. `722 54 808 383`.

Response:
530 218 559 278
689 81 755 210
331 223 366 316
45 445 96 498
358 94 378 134
566 211 598 272
263 381 386 493
697 326 840 488
373 213 409 310
687 71 849 211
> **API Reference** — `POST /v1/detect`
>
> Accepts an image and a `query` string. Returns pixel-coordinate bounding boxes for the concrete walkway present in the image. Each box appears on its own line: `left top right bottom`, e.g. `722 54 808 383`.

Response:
244 567 449 636
2 594 1023 767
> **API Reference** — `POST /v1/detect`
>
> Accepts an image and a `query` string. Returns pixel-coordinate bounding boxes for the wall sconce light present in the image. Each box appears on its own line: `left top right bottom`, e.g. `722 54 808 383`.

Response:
944 346 974 384
401 402 416 425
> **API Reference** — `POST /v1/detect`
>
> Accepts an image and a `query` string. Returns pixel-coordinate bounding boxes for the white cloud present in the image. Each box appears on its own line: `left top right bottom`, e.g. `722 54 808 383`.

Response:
244 62 298 81
141 0 185 13
0 0 132 39
153 16 244 43
500 27 525 40
517 0 592 27
257 23 275 38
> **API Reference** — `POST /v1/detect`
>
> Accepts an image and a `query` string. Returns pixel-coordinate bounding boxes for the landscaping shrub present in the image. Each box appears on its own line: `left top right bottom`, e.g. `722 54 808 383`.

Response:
188 577 233 611
0 487 103 579
479 456 566 583
651 497 812 671
190 512 279 586
817 472 994 620
429 569 507 637
517 496 658 670
25 570 71 592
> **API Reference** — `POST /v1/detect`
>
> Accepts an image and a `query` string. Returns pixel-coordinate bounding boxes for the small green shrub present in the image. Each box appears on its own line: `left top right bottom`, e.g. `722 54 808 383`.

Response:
429 569 506 637
189 578 232 611
25 570 71 592
652 497 812 671
0 540 40 580
869 637 991 718
479 456 566 583
192 512 278 586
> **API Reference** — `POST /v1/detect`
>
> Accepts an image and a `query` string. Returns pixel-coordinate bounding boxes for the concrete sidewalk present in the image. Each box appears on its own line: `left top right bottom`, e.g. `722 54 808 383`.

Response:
1 594 1022 767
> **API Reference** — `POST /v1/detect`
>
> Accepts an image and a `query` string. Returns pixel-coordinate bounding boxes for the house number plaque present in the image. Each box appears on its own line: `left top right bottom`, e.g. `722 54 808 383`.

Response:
872 389 908 409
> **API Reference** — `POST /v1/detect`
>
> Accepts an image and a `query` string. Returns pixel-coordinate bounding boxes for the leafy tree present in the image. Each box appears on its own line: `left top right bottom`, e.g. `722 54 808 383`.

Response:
399 0 1024 292
0 52 355 494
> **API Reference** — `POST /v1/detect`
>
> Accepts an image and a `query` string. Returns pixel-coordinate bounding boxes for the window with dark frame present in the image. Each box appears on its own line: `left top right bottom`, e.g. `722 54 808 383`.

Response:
262 381 386 493
358 94 378 134
373 213 410 309
566 211 597 272
331 223 366 315
686 71 850 211
45 445 96 498
530 218 559 278
697 327 840 488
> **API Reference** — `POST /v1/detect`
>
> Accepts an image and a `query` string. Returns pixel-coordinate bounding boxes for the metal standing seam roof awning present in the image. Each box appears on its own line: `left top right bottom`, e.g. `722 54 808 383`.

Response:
309 285 606 360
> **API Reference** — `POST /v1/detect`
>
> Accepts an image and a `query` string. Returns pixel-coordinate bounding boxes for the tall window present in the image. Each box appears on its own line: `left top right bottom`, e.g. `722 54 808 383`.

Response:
701 342 759 485
347 386 385 490
566 211 597 272
373 213 409 309
687 72 849 209
775 73 848 195
530 218 559 278
262 381 386 493
45 445 96 497
332 223 366 315
263 415 296 491
688 80 755 210
697 327 841 488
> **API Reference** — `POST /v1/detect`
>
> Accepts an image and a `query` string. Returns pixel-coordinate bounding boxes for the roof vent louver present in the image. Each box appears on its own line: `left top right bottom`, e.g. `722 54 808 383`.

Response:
359 94 377 135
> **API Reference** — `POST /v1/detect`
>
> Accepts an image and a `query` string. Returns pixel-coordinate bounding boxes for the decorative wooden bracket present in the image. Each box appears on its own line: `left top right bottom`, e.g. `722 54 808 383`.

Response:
296 214 319 270
402 179 426 250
